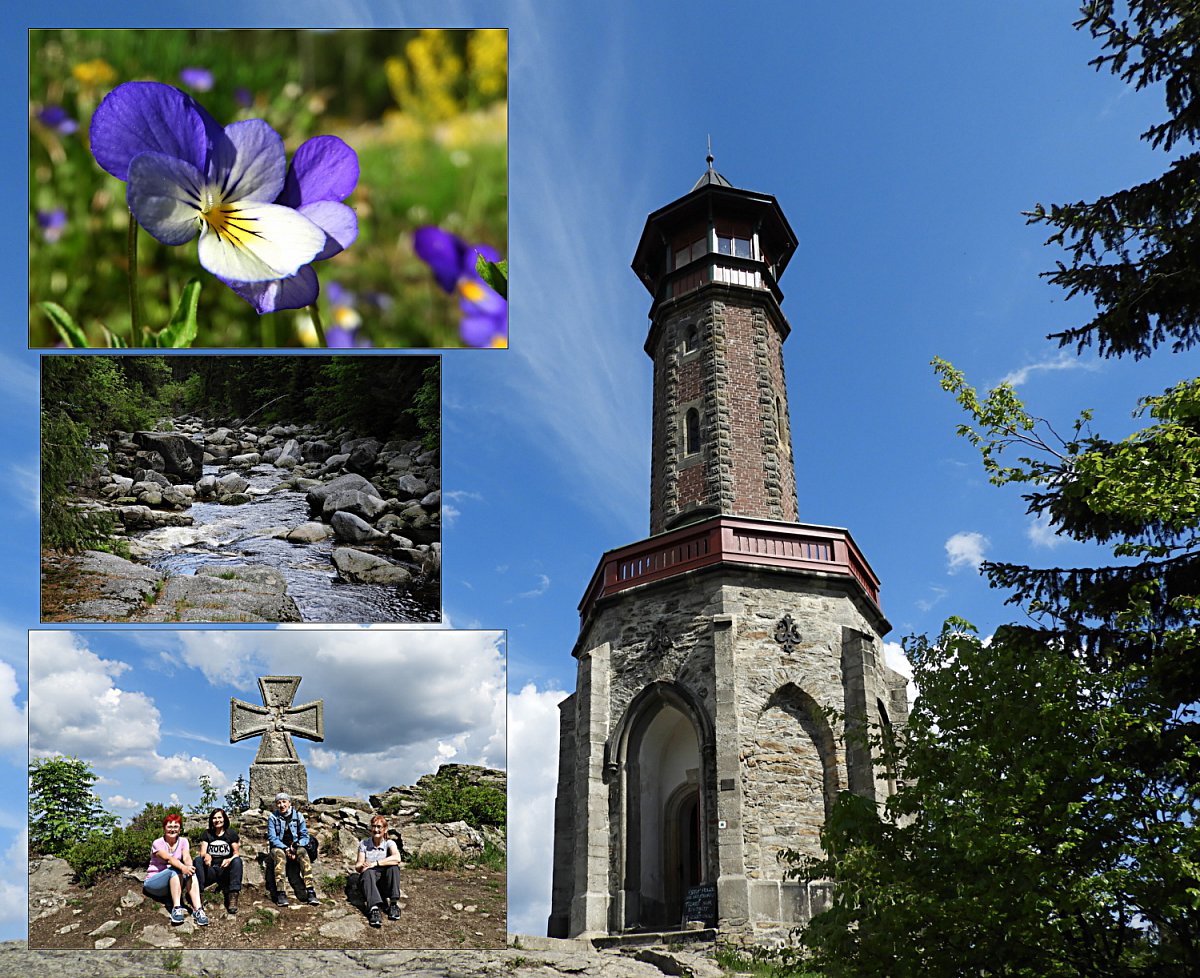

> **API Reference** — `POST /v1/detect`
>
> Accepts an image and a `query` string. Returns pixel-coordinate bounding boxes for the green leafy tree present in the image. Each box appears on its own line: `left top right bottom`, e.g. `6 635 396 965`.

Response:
28 756 118 857
187 774 219 815
224 774 250 813
791 3 1200 976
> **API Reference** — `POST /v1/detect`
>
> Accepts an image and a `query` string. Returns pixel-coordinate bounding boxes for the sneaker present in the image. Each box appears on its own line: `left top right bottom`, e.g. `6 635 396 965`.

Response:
306 888 319 906
275 891 289 907
169 905 186 925
193 907 209 927
387 902 401 921
368 906 382 928
226 891 239 914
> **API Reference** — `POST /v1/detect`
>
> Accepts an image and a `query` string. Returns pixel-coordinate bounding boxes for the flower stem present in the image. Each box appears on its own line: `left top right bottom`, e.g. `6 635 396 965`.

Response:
308 302 327 348
126 212 141 347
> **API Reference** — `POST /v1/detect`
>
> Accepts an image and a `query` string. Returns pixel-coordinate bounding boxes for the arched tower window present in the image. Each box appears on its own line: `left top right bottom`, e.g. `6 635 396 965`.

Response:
685 408 701 456
683 324 698 353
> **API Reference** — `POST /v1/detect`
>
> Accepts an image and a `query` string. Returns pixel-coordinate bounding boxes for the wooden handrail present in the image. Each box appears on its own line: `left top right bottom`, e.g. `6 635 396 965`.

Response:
579 515 881 623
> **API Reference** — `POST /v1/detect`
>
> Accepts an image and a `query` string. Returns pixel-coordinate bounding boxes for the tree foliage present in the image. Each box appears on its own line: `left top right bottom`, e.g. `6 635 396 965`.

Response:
790 3 1200 976
29 756 118 858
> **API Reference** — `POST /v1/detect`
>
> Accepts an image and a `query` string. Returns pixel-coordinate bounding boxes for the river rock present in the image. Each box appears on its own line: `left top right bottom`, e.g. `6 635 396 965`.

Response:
230 452 261 467
306 474 381 515
137 566 301 623
330 512 388 544
302 439 336 463
323 489 388 522
394 475 429 499
286 522 334 544
420 490 440 509
277 439 302 466
331 548 412 586
118 505 194 530
54 551 164 621
216 472 249 496
319 453 350 475
134 431 203 480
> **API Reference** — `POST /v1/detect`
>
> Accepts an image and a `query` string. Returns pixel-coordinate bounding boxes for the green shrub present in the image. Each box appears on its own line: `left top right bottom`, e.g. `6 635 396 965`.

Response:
405 850 459 871
418 773 505 828
29 756 119 856
67 802 184 886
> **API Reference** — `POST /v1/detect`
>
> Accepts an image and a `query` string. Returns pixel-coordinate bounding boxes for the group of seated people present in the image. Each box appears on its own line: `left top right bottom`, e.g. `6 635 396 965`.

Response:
142 792 402 929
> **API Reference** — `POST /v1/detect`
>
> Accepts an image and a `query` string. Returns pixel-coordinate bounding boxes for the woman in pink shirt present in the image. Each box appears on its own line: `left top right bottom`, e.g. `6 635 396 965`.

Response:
142 813 209 926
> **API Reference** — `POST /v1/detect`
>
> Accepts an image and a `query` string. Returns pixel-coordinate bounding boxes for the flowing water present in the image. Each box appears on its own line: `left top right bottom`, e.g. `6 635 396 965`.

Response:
129 464 438 623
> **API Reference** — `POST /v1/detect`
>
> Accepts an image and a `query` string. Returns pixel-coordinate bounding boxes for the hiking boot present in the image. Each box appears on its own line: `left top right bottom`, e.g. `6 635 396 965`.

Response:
193 907 209 927
387 902 401 921
306 888 319 906
169 906 186 925
226 891 239 914
275 891 289 907
368 906 382 928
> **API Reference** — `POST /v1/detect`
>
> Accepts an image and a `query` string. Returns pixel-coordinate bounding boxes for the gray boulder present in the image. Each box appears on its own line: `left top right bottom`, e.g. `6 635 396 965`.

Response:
306 474 381 516
323 489 388 522
331 548 412 586
133 431 203 480
330 511 387 544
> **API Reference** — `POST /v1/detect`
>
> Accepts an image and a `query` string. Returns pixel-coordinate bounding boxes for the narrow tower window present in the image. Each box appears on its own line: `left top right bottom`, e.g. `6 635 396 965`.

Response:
685 408 701 456
683 324 698 353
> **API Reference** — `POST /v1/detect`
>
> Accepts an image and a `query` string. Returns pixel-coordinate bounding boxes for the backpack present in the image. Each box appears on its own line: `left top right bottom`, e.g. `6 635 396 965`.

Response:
304 835 319 862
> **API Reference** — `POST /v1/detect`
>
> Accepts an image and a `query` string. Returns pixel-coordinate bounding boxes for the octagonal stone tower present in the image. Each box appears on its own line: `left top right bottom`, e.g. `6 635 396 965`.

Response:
547 158 909 943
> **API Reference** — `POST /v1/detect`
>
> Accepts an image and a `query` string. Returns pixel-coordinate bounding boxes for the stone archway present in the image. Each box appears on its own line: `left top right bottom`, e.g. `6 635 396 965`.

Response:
613 682 711 931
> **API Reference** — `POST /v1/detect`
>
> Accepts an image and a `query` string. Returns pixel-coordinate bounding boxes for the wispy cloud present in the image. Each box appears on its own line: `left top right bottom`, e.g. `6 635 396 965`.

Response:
518 573 550 598
1026 512 1066 549
945 531 989 574
916 585 948 612
1000 352 1100 387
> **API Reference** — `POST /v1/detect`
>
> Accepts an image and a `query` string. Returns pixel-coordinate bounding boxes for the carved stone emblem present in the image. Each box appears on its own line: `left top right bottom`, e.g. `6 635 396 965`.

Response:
230 675 324 809
646 619 674 656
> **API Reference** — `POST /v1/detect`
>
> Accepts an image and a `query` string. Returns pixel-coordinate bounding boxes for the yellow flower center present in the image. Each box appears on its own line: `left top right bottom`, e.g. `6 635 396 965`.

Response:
199 190 258 248
458 279 485 302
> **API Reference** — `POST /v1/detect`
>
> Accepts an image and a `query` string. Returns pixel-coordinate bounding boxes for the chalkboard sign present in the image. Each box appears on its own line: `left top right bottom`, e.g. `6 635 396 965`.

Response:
682 883 717 927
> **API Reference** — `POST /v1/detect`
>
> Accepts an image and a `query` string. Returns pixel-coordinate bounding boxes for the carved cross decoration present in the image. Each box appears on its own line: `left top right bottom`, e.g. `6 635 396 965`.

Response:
774 614 803 654
230 675 324 764
646 619 674 656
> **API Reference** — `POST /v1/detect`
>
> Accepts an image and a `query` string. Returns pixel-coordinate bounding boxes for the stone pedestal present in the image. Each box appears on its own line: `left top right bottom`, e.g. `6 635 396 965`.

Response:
249 761 309 810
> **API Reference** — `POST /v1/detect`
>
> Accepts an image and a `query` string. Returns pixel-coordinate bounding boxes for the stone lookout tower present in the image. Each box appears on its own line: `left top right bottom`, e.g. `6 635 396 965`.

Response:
547 158 909 942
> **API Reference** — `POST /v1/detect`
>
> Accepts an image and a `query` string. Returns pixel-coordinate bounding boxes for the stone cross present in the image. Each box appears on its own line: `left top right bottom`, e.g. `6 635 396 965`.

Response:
230 676 324 810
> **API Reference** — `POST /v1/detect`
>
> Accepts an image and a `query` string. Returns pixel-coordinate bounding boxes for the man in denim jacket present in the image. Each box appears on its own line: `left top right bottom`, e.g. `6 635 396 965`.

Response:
267 793 319 906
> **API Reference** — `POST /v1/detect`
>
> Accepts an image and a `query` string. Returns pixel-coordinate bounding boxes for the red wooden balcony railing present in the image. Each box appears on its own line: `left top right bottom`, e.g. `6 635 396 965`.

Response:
578 515 882 623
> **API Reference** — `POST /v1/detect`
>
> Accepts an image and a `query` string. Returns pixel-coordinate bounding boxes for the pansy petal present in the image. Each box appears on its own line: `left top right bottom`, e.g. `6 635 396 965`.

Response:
298 200 358 261
90 82 209 181
280 136 359 207
460 311 506 348
414 226 466 292
208 119 287 203
127 152 204 246
224 265 319 314
198 201 325 282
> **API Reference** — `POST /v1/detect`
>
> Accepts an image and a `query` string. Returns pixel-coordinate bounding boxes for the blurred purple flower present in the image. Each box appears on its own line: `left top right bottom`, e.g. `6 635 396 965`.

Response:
37 105 78 135
223 135 360 314
234 87 254 109
37 208 68 244
179 67 214 92
413 226 508 347
90 81 326 288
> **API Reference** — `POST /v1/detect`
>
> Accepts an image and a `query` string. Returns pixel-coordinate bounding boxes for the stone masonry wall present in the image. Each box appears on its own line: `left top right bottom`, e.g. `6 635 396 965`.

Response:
557 562 900 940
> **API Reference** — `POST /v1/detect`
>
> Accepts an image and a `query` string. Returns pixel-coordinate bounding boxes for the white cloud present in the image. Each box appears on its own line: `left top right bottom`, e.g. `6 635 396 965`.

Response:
28 632 161 763
5 463 37 516
883 641 918 709
915 585 948 613
0 826 27 940
518 574 551 599
106 795 142 813
506 682 566 936
0 662 26 761
0 353 39 405
1026 512 1065 549
999 352 1100 387
147 754 226 787
945 531 989 574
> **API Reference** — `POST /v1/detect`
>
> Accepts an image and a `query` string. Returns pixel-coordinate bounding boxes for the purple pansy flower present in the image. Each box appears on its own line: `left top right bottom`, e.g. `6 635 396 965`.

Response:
90 81 327 287
179 67 214 92
413 226 508 347
37 208 68 244
223 135 359 313
37 105 78 135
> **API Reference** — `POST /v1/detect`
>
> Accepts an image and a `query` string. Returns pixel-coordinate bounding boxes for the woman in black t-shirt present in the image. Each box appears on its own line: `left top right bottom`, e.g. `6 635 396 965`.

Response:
197 808 244 914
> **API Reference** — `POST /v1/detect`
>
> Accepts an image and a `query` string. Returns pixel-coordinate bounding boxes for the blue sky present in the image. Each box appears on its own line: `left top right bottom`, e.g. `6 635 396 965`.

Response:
5 0 1195 949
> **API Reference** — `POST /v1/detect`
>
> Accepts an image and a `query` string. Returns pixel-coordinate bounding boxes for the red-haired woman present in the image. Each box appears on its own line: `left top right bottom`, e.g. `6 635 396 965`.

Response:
142 813 208 926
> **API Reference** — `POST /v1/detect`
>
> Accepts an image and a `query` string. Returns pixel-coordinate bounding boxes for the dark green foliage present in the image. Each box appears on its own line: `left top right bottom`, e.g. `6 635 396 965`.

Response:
28 756 118 857
418 771 505 828
789 4 1200 976
66 802 184 887
407 364 441 453
187 775 218 816
224 775 249 813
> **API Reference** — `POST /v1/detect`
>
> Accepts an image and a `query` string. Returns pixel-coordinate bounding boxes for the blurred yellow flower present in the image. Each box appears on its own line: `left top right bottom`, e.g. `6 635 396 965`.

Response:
72 59 117 87
387 29 463 124
468 29 507 100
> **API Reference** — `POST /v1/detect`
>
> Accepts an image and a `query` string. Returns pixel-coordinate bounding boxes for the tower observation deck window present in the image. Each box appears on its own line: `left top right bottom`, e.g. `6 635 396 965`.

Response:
674 238 707 270
717 234 751 259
